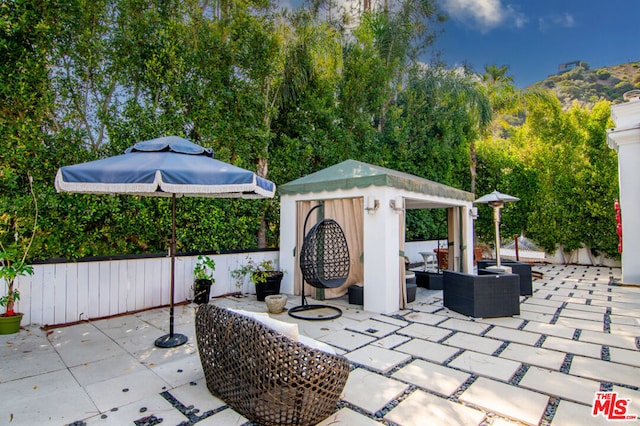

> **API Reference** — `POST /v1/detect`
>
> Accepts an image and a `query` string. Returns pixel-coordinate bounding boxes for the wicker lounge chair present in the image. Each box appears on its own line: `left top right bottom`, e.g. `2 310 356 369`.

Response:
195 305 350 426
443 270 520 318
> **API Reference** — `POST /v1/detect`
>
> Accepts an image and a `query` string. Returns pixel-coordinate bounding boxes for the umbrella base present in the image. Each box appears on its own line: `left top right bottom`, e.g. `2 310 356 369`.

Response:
155 333 188 348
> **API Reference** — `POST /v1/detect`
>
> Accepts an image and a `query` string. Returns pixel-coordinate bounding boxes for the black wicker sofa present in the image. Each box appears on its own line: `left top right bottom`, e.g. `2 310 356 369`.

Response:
443 270 520 318
478 259 533 295
195 304 350 426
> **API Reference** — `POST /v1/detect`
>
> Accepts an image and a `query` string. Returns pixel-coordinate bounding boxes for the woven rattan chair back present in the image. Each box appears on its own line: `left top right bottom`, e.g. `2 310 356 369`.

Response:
196 305 350 425
300 218 350 289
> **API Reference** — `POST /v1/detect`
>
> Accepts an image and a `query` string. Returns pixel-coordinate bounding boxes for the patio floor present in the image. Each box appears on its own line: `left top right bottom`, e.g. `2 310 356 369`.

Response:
1 264 639 425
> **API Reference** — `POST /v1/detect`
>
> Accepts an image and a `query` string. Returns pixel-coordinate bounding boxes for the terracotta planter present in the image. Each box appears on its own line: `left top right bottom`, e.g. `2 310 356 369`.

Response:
0 313 23 335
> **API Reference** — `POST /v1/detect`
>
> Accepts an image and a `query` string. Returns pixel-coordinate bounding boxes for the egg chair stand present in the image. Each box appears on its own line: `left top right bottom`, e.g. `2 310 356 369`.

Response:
288 205 350 321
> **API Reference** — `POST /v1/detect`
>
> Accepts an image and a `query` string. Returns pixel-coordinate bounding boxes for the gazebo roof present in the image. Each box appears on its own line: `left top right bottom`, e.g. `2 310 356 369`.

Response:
278 159 474 202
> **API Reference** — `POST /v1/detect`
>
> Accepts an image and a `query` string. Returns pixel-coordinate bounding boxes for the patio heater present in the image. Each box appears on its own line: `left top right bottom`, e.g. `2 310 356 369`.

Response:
474 190 519 269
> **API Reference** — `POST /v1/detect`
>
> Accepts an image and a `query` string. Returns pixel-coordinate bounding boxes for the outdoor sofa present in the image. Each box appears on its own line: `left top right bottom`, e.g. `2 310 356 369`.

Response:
478 259 533 295
195 304 350 426
443 270 520 318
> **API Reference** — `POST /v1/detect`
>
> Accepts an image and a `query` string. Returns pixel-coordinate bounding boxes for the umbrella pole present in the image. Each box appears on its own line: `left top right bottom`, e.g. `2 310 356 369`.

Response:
155 194 188 348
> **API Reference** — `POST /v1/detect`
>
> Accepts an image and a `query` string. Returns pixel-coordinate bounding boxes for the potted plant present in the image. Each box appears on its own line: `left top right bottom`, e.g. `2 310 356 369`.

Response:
193 255 215 304
233 257 284 301
0 175 37 334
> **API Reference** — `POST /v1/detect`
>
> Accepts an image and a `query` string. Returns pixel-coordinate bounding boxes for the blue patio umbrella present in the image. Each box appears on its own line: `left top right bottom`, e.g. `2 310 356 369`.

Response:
55 136 275 347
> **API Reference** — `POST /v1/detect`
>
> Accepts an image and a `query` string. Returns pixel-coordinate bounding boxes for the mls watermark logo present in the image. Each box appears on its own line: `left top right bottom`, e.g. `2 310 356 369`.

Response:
592 392 637 421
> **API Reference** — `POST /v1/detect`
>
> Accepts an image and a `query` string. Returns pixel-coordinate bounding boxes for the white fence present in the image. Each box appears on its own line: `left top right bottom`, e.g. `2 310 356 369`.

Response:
11 251 278 327
7 241 620 327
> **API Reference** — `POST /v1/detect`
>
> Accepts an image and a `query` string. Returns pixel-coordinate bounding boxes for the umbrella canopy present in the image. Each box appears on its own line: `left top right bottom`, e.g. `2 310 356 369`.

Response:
55 136 275 347
474 190 519 206
55 136 275 198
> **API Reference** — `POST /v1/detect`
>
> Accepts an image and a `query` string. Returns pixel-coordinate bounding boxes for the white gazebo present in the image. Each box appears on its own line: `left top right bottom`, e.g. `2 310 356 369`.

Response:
278 160 475 314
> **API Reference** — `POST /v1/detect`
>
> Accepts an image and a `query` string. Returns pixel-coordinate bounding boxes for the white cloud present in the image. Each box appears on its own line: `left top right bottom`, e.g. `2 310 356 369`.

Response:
538 12 576 32
440 0 527 33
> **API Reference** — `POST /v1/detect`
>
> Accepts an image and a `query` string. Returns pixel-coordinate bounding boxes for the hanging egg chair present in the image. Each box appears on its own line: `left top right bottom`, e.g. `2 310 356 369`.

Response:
300 219 350 289
288 204 349 320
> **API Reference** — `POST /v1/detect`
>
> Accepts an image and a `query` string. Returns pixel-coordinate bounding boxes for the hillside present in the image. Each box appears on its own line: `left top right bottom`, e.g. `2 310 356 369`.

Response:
529 61 640 108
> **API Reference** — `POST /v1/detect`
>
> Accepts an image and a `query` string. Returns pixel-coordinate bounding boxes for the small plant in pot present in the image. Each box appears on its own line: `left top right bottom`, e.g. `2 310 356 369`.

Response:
0 175 37 334
193 255 215 304
233 257 284 302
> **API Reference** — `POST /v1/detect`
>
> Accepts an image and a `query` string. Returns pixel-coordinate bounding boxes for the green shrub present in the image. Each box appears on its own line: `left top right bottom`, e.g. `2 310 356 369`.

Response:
596 69 611 80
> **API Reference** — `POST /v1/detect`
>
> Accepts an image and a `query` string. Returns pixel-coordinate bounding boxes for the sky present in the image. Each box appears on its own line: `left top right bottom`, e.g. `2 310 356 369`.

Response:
282 0 640 88
433 0 640 87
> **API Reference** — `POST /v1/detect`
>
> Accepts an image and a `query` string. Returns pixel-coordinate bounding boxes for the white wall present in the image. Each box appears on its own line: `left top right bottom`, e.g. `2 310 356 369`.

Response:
7 251 278 327
608 100 640 284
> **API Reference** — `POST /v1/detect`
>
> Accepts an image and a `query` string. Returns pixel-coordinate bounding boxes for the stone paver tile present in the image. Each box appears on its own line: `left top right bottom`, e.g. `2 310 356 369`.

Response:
84 369 171 413
196 407 248 425
399 323 452 341
499 343 566 370
93 315 154 340
459 377 548 426
520 303 558 315
476 316 524 329
491 418 523 426
317 407 381 426
169 378 226 414
551 400 610 426
0 343 66 383
0 369 79 406
593 299 640 312
148 352 204 387
555 317 604 333
570 355 640 387
523 321 576 339
519 366 601 405
294 315 360 340
443 332 503 355
319 329 377 351
372 334 411 349
558 308 605 322
448 351 520 382
11 386 98 426
346 345 411 374
70 352 146 387
550 296 587 305
47 323 129 367
395 338 460 364
579 329 638 350
517 310 554 323
609 347 640 367
542 336 602 359
404 311 446 325
485 326 541 346
341 368 408 414
524 298 565 308
437 318 490 335
83 393 187 425
610 323 640 336
347 319 401 338
131 340 199 367
610 314 640 326
392 359 470 396
564 303 607 314
372 314 409 328
385 389 485 426
411 303 444 314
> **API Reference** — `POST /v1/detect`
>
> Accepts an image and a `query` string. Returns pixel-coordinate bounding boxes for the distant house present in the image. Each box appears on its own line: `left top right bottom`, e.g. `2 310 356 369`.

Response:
558 61 581 74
